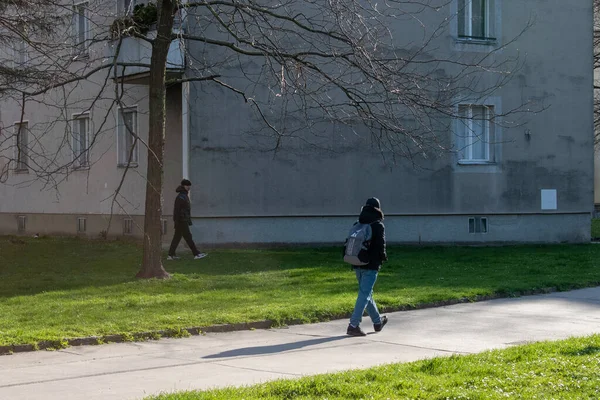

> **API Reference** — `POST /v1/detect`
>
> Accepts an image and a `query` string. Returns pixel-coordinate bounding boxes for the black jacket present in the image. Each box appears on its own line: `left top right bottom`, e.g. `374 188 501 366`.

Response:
357 205 387 270
173 186 192 224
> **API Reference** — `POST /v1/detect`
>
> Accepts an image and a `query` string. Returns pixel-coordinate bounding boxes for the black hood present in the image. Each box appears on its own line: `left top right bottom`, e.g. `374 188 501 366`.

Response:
358 205 383 224
176 186 188 194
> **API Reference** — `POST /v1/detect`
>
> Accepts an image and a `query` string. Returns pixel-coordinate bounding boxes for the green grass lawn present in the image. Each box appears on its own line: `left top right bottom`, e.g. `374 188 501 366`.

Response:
146 334 600 399
1 236 600 347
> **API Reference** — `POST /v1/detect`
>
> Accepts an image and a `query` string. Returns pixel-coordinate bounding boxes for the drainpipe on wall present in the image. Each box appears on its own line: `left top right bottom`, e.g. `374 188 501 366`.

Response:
180 0 190 180
182 81 190 180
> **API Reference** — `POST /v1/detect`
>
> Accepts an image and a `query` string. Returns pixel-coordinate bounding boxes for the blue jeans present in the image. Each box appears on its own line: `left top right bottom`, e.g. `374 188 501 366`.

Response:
350 268 382 327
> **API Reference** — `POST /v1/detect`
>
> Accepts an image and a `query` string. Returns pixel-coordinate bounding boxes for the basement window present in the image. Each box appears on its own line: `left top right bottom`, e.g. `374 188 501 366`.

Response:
468 217 488 233
17 215 26 232
77 217 87 233
123 218 133 235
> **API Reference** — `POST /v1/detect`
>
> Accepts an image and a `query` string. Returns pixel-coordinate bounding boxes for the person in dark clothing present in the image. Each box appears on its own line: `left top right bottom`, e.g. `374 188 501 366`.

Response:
167 179 207 260
346 197 388 336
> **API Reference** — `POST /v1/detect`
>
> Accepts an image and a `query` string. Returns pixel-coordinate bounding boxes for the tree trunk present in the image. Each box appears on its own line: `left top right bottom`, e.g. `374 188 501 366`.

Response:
136 0 176 279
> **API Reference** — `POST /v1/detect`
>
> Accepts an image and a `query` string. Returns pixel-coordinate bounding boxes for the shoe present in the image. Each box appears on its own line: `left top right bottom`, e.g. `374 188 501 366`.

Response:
166 255 179 261
374 316 388 332
194 253 207 260
346 324 366 337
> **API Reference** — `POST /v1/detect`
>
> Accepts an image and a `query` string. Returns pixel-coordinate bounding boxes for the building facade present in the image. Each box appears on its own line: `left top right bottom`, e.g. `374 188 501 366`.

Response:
0 0 594 244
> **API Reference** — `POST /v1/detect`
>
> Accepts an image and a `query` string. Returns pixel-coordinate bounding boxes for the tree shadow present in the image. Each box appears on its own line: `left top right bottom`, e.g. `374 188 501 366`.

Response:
561 346 600 357
203 335 349 359
165 247 341 277
0 237 339 298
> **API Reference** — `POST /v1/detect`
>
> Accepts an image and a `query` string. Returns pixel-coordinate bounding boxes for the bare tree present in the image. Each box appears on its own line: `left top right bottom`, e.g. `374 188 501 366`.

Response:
1 0 532 278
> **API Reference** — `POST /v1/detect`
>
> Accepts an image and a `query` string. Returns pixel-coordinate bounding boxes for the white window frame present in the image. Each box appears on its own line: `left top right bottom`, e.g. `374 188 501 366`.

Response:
457 0 496 42
14 121 29 172
73 2 90 56
456 104 494 163
118 0 138 16
117 106 139 167
72 112 90 169
13 37 28 68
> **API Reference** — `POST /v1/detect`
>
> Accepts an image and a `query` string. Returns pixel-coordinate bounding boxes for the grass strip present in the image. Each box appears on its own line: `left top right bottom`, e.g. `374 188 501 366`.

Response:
147 334 600 399
2 236 600 348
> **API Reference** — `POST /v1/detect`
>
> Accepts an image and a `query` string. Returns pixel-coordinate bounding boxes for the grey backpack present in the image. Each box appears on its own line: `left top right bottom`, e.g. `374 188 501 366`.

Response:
343 223 372 266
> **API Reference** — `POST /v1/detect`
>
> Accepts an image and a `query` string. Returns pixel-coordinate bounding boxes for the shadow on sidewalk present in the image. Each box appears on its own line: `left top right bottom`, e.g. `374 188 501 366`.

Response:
203 335 349 359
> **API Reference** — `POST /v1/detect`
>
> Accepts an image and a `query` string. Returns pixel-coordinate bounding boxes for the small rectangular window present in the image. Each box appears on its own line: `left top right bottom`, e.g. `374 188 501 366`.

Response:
17 215 26 232
72 114 90 168
117 108 138 166
73 2 89 55
123 218 133 235
468 216 488 234
14 38 28 68
468 217 475 234
458 0 495 40
456 104 494 163
77 217 87 233
120 0 137 15
161 219 168 235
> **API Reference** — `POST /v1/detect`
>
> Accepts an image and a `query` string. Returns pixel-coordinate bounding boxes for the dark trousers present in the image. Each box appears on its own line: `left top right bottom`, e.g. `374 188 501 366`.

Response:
168 221 199 256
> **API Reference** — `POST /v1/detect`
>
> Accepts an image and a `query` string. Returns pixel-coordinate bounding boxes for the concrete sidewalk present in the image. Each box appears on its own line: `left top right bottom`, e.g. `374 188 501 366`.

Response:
1 287 600 400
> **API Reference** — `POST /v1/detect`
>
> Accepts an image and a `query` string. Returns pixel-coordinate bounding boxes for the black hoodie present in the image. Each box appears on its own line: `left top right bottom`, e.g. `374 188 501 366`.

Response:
173 186 192 224
357 205 387 270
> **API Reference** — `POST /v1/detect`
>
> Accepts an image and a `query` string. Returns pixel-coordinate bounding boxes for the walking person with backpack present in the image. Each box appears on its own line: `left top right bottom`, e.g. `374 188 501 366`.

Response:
167 179 207 260
343 197 388 336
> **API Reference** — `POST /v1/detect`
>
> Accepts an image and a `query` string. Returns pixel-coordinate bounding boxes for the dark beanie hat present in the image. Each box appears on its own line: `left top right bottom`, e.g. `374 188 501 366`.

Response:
365 197 381 209
181 179 192 186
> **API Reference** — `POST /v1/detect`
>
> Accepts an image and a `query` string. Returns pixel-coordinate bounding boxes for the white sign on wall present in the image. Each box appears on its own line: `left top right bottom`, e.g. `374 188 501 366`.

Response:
541 189 557 210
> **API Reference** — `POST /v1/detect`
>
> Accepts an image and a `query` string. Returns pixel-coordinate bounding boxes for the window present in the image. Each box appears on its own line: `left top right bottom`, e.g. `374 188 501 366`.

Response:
16 39 27 67
17 215 26 232
14 122 28 171
120 0 137 15
14 36 28 68
117 108 138 166
77 217 87 233
161 219 167 235
458 0 495 40
73 2 89 55
72 114 90 168
469 217 488 233
123 218 133 234
456 105 494 163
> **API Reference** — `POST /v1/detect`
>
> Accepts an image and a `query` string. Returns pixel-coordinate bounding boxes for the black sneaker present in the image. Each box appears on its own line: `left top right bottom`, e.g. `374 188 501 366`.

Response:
347 324 367 336
374 316 388 332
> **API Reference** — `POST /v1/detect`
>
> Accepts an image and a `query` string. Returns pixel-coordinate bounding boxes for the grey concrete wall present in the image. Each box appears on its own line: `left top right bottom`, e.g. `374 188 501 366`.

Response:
185 0 594 243
0 213 144 238
189 213 590 245
0 212 186 243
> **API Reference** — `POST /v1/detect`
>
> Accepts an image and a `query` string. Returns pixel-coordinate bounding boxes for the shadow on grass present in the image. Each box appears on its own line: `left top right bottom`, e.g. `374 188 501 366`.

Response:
203 335 349 358
561 346 600 357
3 236 600 304
0 237 341 298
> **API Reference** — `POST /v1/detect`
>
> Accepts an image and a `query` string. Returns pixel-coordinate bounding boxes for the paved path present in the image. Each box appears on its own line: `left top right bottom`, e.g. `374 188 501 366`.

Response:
1 287 600 400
